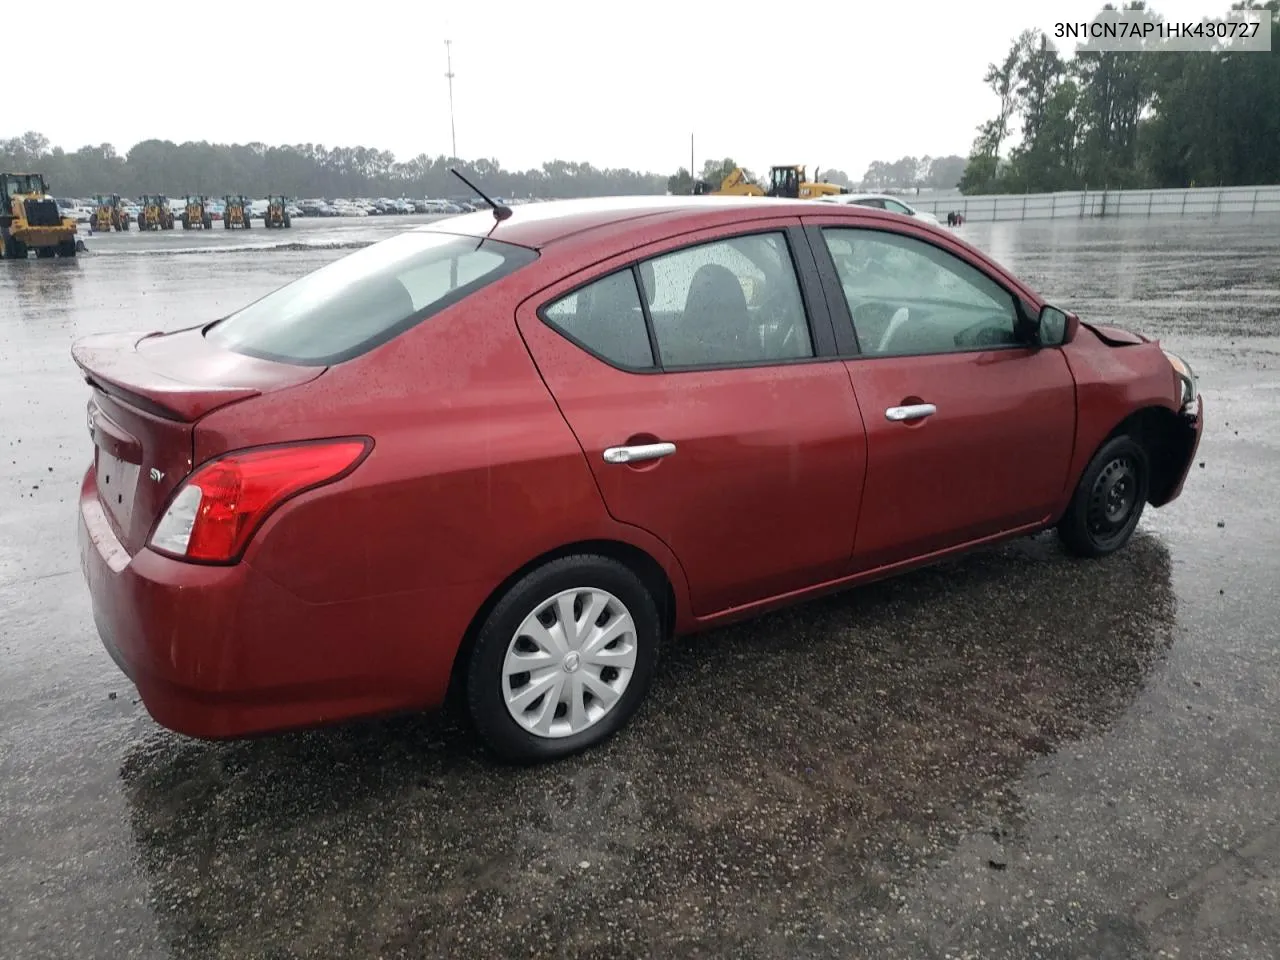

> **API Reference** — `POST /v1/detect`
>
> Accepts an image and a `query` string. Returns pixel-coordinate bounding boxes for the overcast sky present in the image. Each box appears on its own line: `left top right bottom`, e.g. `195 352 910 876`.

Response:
34 0 1236 178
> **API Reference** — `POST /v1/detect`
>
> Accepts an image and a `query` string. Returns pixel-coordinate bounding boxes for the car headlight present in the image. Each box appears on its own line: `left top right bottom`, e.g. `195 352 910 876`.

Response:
1163 349 1197 411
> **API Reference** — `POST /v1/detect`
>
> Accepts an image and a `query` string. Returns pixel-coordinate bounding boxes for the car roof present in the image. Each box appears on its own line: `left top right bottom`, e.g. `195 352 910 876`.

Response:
413 195 869 249
820 193 911 203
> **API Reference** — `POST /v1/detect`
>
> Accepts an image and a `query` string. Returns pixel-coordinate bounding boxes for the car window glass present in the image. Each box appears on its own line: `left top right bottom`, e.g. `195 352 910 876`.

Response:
885 199 912 215
637 232 813 368
399 249 505 309
206 232 536 365
854 198 885 209
543 269 654 369
822 228 1019 356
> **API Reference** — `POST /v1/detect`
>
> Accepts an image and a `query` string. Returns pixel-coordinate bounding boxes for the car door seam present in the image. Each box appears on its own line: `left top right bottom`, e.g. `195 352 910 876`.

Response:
509 303 695 589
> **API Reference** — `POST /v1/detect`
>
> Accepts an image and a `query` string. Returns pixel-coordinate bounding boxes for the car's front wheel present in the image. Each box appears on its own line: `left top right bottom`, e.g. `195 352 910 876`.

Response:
1058 435 1150 558
466 554 661 762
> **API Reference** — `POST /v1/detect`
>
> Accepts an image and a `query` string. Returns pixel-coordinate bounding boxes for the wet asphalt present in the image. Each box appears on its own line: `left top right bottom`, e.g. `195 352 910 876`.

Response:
1 214 1278 959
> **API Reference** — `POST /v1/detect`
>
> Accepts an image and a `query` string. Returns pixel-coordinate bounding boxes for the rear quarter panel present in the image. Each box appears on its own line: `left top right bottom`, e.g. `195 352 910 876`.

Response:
191 265 693 636
1057 327 1181 511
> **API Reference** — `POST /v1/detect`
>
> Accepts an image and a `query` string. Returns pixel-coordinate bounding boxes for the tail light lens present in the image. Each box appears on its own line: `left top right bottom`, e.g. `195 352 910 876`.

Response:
149 438 371 563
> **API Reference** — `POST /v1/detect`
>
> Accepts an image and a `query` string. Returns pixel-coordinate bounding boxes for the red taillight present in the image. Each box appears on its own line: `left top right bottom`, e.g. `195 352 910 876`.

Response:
149 439 370 563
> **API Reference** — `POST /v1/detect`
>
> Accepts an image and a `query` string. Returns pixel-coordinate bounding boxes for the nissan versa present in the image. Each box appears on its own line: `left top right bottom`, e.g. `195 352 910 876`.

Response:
73 195 1203 762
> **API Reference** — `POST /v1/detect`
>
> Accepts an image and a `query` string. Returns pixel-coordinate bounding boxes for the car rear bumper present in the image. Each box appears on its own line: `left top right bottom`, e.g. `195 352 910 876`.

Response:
77 468 465 739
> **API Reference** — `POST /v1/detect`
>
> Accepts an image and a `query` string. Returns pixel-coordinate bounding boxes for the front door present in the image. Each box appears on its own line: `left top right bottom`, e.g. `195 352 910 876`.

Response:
515 223 867 617
808 221 1077 570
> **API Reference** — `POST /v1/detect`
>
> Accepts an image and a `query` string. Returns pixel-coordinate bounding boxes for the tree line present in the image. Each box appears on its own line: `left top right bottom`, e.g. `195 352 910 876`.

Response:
0 132 669 199
960 0 1280 194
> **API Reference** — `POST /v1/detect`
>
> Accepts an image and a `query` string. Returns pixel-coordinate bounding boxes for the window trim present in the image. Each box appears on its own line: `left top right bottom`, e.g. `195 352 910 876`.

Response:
534 223 840 375
802 222 1041 360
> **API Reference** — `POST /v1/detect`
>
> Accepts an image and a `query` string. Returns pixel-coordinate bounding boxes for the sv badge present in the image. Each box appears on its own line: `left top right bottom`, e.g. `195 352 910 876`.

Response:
149 467 165 483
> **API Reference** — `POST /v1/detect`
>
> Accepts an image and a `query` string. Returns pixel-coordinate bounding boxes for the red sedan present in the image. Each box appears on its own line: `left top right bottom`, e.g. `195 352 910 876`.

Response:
73 195 1203 762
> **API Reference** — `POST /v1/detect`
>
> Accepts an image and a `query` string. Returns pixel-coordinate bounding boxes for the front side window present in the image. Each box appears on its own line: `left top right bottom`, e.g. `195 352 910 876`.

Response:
206 231 536 365
822 227 1019 356
883 199 913 215
638 232 814 368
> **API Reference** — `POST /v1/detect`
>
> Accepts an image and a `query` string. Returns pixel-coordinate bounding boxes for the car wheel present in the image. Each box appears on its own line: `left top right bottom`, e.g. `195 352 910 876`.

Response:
466 554 661 763
1058 435 1150 558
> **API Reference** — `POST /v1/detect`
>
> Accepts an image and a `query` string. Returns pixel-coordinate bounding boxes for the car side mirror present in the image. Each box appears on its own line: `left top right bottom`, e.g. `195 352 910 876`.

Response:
1034 304 1076 347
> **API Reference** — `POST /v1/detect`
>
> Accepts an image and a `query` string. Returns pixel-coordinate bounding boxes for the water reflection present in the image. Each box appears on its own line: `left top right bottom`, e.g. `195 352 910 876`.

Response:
1 258 81 318
119 532 1175 957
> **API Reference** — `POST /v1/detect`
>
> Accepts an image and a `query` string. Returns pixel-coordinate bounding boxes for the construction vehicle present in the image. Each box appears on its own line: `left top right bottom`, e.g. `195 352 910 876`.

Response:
90 195 131 233
765 165 849 199
222 195 251 229
693 165 850 200
137 195 175 231
0 172 78 259
263 195 292 228
181 195 213 230
693 167 763 196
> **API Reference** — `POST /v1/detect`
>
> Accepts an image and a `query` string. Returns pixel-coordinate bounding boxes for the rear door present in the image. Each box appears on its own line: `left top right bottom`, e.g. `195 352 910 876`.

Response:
515 220 868 618
802 217 1077 570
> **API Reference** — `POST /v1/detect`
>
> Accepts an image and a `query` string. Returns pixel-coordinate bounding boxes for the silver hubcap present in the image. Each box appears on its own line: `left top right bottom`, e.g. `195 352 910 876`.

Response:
502 588 638 739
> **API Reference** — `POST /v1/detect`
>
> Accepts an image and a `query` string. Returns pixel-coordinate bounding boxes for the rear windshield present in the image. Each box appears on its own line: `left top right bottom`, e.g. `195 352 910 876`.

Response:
205 231 537 365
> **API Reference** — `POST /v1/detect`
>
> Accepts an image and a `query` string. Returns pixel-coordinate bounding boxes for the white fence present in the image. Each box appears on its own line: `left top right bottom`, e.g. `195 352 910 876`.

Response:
910 184 1280 222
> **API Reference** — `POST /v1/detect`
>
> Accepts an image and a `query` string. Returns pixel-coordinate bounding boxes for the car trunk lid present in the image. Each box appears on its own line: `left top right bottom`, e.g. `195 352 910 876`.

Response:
73 327 326 554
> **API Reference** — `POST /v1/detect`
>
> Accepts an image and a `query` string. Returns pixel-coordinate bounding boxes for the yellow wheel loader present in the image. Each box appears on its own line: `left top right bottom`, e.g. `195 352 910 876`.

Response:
91 194 131 233
181 196 213 230
263 195 291 228
0 172 78 258
137 195 175 231
222 195 251 229
693 165 850 200
764 165 849 199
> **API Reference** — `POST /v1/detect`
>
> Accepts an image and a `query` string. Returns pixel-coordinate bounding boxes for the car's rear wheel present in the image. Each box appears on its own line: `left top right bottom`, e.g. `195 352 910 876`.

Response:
466 554 660 763
1058 435 1150 557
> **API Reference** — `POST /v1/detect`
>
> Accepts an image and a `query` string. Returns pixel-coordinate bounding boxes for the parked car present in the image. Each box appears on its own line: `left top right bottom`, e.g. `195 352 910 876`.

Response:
57 198 94 223
72 196 1202 762
817 192 942 226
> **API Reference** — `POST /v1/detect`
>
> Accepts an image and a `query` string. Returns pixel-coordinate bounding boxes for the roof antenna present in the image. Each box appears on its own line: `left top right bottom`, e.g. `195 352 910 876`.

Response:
450 168 511 221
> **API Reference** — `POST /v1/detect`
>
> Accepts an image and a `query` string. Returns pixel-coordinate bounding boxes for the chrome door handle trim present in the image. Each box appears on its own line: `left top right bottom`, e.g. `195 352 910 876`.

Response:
885 403 937 422
603 442 676 464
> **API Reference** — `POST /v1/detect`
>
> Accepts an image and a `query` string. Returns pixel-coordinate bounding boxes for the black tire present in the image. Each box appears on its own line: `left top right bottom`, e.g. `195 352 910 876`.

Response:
1058 435 1150 558
283 214 291 228
57 239 76 257
203 216 212 229
35 246 54 259
466 554 661 763
4 235 26 259
182 214 189 229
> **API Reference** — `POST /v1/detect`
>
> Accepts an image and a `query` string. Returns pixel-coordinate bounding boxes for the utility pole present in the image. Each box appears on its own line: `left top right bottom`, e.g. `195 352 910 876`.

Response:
445 39 457 159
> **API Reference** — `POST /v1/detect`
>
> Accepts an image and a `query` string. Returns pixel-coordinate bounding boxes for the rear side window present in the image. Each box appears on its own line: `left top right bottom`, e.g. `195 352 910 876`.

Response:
639 232 813 367
542 270 655 369
206 231 537 365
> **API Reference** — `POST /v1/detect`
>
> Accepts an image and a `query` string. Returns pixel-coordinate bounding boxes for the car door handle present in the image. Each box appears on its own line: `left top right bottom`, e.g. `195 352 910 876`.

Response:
603 442 676 464
885 403 937 422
